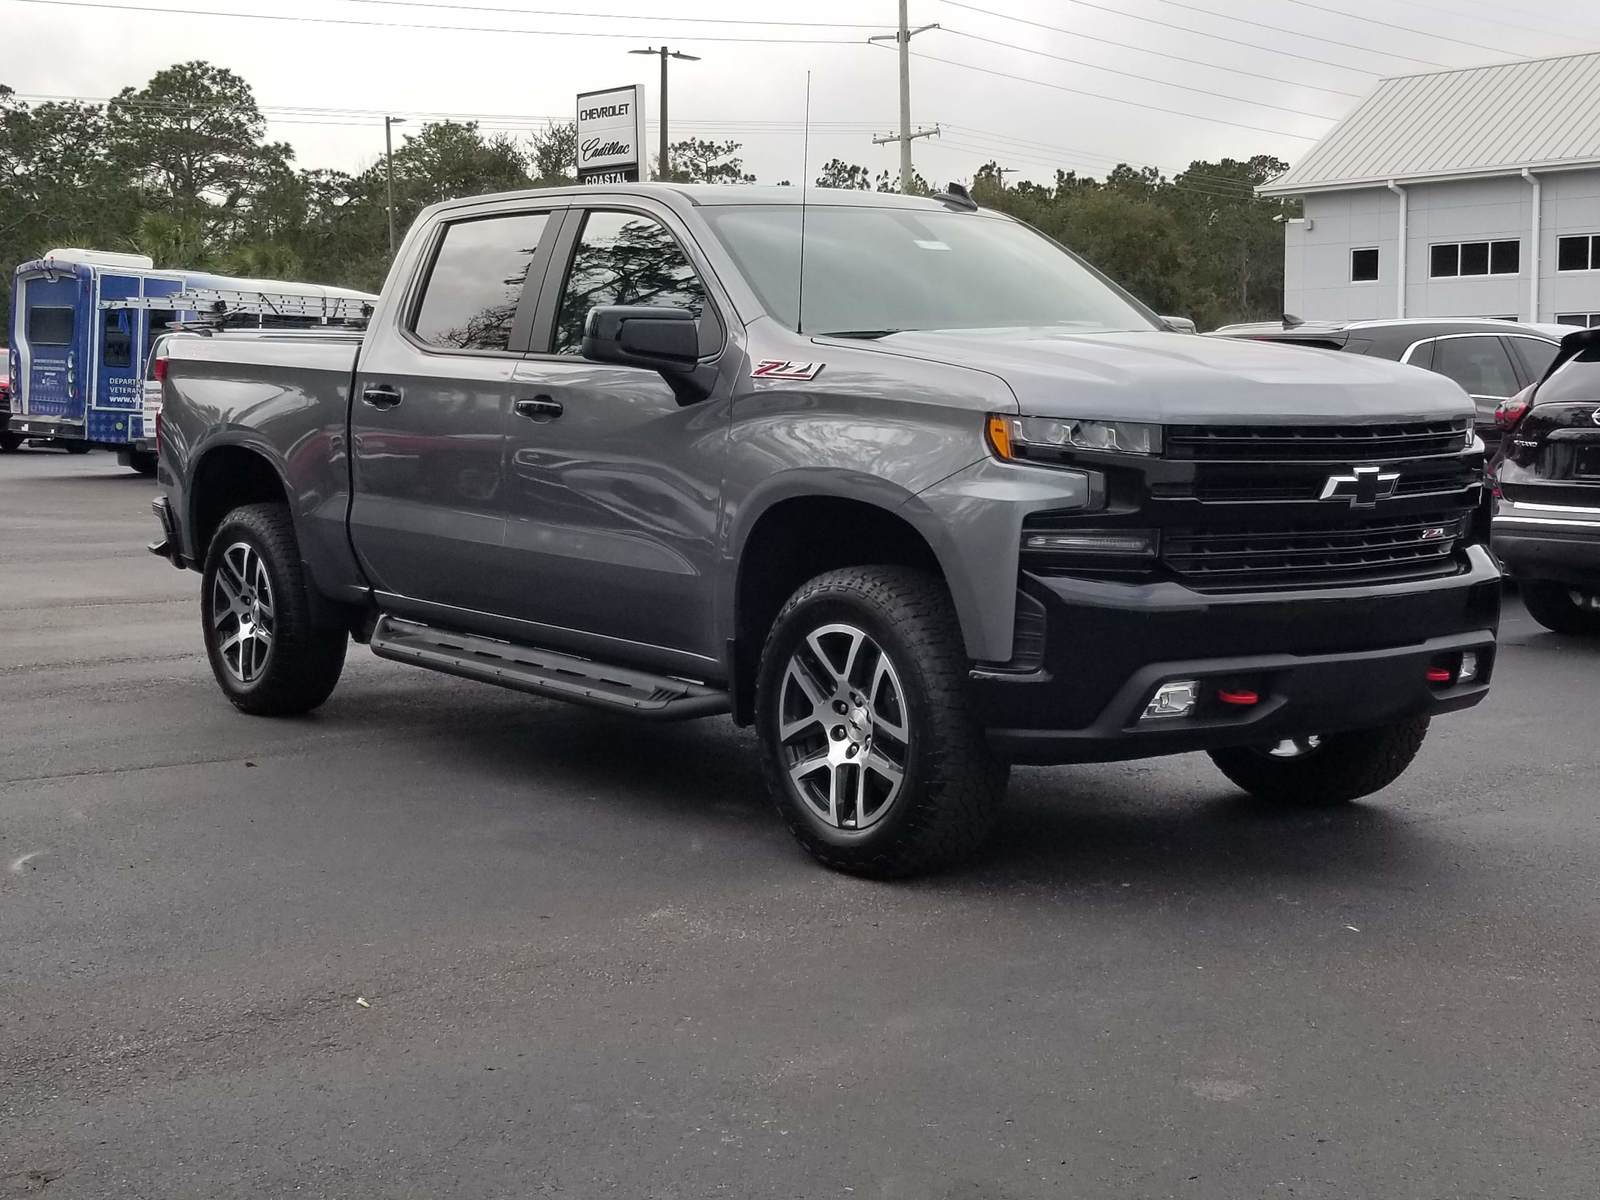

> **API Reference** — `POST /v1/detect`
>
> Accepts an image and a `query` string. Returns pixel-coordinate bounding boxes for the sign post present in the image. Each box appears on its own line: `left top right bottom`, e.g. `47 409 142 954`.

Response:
575 85 647 184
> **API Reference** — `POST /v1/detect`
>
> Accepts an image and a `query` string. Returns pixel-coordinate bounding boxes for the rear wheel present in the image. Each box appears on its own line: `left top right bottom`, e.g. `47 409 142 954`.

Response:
128 450 158 477
201 502 347 715
0 432 23 452
755 565 1006 878
59 440 91 454
1520 580 1600 636
1208 717 1429 806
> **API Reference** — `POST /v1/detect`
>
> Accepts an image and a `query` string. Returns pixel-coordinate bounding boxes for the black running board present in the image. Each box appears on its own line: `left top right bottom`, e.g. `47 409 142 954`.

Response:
369 615 730 721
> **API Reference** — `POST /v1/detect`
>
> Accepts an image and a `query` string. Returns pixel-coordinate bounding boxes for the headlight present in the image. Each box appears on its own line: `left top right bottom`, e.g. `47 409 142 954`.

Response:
986 415 1162 461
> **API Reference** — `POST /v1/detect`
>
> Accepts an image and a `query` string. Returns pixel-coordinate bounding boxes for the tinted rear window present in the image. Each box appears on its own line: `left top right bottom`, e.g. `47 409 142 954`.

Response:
412 211 551 352
28 307 75 346
1537 343 1600 405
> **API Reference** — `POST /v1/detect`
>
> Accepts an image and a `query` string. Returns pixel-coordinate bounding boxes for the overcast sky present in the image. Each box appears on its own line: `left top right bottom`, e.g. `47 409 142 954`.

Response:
4 0 1596 187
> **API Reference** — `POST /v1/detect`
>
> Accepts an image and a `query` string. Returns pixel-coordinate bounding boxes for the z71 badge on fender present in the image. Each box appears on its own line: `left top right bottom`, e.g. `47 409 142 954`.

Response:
752 360 824 381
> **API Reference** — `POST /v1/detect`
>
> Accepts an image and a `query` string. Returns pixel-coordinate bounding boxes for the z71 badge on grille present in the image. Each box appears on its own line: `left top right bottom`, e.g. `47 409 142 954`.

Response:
752 359 824 381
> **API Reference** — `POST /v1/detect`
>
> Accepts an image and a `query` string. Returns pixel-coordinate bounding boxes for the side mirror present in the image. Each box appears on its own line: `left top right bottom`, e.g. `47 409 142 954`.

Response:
582 305 700 373
1160 315 1198 334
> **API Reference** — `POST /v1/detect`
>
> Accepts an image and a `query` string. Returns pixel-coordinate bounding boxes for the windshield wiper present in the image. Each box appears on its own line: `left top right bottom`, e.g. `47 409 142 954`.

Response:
820 328 905 339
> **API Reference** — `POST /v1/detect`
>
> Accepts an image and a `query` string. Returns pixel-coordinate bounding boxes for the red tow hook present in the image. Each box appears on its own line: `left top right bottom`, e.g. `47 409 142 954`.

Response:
1217 688 1260 707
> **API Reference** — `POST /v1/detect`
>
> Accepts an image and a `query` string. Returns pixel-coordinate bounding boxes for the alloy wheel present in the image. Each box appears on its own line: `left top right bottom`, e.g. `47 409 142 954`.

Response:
777 622 911 831
211 542 275 685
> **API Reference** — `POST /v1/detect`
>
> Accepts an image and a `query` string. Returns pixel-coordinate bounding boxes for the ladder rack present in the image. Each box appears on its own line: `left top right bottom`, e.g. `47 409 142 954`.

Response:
104 288 373 324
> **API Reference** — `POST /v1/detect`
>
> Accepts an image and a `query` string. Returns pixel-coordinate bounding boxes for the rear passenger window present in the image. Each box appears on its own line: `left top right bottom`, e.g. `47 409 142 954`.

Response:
1509 338 1560 382
1431 336 1518 398
412 212 551 352
102 310 133 368
552 210 707 356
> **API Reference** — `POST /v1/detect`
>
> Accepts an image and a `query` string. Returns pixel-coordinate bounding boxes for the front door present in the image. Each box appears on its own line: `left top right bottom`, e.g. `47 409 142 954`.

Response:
348 207 560 614
93 273 142 446
498 205 732 661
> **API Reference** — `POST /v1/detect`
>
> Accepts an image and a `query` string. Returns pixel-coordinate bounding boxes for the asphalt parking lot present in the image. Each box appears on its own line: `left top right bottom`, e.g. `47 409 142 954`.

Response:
2 448 1596 1199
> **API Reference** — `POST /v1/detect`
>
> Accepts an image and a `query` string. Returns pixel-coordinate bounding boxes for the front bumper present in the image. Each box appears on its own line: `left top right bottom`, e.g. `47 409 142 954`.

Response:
1493 498 1600 588
974 547 1502 765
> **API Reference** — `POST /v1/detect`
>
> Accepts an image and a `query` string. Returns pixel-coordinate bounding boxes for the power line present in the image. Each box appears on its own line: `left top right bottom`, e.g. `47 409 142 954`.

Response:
898 47 1322 140
934 0 1364 97
941 0 1436 74
941 28 1341 120
330 0 885 30
1139 0 1449 66
1272 0 1525 55
0 0 867 43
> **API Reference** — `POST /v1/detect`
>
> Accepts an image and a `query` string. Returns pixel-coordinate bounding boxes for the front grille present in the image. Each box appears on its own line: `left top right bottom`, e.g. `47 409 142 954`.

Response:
1165 418 1469 463
1162 516 1466 591
1150 458 1481 504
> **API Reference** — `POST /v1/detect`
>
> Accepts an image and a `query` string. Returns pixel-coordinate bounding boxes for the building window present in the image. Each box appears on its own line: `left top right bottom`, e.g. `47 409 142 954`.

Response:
1350 247 1379 282
1429 239 1519 278
1558 235 1599 272
1557 313 1600 328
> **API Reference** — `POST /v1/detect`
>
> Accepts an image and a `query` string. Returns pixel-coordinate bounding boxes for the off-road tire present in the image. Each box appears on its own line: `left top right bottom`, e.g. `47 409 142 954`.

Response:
1209 716 1430 806
755 565 1007 878
202 502 347 716
1520 581 1600 636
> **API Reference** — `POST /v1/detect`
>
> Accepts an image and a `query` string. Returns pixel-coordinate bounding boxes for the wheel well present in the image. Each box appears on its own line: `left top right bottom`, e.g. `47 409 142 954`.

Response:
189 446 288 562
732 496 946 723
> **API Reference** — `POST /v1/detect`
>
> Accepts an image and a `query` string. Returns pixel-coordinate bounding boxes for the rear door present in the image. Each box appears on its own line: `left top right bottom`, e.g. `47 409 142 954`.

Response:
15 270 87 426
348 205 562 616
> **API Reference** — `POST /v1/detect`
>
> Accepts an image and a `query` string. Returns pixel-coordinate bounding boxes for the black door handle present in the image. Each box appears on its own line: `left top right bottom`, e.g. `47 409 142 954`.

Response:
362 385 403 410
514 397 564 422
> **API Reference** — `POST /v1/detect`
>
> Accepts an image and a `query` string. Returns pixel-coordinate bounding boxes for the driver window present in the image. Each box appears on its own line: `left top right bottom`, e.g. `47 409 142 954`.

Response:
551 210 707 356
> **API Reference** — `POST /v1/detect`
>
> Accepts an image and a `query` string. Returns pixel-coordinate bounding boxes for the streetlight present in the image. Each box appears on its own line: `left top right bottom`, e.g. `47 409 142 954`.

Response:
385 116 406 254
629 46 700 180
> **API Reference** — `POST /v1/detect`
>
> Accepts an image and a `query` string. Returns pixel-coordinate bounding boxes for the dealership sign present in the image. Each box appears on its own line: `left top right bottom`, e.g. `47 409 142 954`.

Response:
575 85 647 183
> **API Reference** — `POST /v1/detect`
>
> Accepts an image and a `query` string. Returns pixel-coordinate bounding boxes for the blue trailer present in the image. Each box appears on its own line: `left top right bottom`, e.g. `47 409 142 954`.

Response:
5 249 374 471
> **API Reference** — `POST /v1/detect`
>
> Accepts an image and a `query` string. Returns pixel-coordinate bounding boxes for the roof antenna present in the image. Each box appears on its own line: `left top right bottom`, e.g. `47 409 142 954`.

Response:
796 70 811 336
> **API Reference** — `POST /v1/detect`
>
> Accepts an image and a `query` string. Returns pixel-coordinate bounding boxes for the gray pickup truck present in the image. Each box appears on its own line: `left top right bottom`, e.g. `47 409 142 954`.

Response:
151 183 1500 876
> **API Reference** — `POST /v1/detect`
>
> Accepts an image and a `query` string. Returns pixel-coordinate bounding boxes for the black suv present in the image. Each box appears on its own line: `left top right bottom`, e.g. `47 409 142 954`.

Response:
1493 328 1600 635
1211 318 1567 457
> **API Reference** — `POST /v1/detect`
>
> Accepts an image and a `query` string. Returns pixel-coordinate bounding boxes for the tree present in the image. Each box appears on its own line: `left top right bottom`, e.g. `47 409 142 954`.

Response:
658 138 754 185
106 61 291 245
529 121 577 186
814 158 875 190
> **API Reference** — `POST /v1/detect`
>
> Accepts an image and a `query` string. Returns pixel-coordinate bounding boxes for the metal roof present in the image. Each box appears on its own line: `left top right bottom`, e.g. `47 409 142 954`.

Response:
1259 51 1600 196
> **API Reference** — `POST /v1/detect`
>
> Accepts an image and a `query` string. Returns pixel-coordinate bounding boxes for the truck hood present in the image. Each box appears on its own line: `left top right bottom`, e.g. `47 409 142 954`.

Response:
835 327 1471 424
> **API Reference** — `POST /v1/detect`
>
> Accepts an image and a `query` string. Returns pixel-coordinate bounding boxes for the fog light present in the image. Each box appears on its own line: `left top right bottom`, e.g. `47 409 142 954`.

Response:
1458 651 1479 684
1144 679 1200 720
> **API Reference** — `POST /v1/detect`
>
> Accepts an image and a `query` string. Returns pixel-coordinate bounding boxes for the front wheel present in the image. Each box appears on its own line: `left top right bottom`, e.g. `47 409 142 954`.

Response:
1208 717 1430 806
755 565 1007 878
1520 581 1600 636
0 432 24 452
59 439 91 455
201 503 347 716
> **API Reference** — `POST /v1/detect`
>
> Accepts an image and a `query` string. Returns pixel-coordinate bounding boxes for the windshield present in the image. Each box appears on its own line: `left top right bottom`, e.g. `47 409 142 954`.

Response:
701 203 1157 336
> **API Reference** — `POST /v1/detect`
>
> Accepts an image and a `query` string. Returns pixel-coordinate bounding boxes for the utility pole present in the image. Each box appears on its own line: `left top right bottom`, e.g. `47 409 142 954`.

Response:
384 116 405 254
870 1 939 193
630 46 700 180
996 167 1020 189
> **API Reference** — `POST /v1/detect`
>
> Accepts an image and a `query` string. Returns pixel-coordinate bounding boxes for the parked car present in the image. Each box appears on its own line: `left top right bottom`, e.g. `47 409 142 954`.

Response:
1210 317 1570 458
1 344 18 451
1492 327 1600 634
149 184 1500 877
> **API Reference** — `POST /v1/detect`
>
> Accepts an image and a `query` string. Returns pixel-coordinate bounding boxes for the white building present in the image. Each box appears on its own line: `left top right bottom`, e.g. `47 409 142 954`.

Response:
1261 52 1600 329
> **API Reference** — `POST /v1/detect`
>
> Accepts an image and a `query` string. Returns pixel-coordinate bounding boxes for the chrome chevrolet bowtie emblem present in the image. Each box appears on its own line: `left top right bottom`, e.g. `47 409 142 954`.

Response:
1320 464 1401 508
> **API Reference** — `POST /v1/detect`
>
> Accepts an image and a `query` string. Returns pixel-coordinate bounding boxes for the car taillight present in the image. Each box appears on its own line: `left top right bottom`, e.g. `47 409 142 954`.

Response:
1493 396 1529 431
153 357 168 382
155 410 163 454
